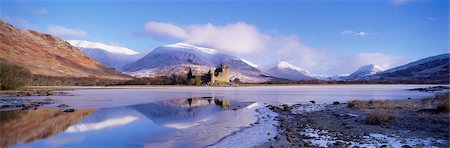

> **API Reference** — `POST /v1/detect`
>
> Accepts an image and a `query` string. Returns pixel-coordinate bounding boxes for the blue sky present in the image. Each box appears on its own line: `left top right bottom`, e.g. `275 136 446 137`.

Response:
1 0 448 75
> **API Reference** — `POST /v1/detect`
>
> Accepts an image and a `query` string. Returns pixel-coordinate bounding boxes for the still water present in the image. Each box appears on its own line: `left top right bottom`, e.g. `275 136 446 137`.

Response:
1 85 440 147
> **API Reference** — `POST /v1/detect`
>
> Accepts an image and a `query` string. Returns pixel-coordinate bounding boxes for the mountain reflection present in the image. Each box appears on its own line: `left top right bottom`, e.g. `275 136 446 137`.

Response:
65 116 138 133
131 97 247 126
0 108 95 147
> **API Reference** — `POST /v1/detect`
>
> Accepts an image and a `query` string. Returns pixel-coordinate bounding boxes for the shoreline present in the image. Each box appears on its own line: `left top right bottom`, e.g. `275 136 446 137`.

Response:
263 93 449 147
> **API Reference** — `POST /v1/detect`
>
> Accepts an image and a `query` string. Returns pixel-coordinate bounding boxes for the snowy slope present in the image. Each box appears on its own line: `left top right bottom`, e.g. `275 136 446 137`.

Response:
346 64 384 80
260 61 317 80
68 40 143 69
122 43 270 83
371 53 449 82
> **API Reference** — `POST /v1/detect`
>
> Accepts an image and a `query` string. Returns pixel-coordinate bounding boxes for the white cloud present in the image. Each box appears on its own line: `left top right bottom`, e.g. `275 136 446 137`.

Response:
144 22 187 39
354 32 368 37
341 30 378 37
142 21 268 54
340 30 354 35
47 25 87 37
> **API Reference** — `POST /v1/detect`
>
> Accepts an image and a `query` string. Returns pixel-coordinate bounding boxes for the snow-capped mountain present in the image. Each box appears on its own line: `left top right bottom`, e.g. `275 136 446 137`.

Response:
122 43 270 83
316 74 350 81
260 61 317 80
346 64 384 80
68 40 143 69
370 53 449 83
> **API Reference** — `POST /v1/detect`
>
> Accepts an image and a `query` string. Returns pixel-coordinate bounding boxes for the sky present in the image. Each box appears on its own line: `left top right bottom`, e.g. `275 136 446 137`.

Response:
1 0 448 75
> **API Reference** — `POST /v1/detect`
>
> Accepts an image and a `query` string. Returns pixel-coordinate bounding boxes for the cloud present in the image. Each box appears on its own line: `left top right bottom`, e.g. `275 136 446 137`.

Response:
142 21 268 54
341 30 378 37
340 30 354 35
47 25 88 37
144 22 187 39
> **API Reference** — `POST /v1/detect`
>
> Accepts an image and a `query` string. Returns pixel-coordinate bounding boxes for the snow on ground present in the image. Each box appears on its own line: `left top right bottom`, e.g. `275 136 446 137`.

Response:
210 103 278 148
299 125 447 148
290 103 328 114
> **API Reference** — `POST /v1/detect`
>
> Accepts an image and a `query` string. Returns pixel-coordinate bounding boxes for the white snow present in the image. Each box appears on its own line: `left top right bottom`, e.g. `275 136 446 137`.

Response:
164 42 218 54
68 40 139 55
347 64 384 80
260 61 317 80
210 105 278 148
241 59 258 68
290 104 327 114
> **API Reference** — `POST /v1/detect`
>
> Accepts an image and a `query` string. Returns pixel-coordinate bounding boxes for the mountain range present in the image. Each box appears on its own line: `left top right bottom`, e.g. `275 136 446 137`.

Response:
1 19 448 83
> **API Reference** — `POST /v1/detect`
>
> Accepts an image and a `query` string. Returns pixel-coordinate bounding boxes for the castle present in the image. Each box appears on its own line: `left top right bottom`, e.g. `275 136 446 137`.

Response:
187 64 230 85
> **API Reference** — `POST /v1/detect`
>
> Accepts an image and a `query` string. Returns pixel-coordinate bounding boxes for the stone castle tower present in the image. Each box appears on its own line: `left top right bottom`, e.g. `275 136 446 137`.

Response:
213 64 229 84
187 64 230 85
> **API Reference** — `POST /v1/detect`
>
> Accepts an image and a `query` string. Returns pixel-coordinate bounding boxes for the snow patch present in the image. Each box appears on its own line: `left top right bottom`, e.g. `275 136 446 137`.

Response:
68 40 138 55
164 42 219 54
290 104 327 114
241 59 258 68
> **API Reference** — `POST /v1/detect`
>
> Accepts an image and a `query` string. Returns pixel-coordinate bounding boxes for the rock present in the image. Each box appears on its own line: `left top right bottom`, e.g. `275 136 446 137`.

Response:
58 104 69 108
333 101 340 105
310 101 316 104
282 104 291 111
335 140 345 145
46 91 54 96
267 104 280 111
63 108 75 112
1 104 10 108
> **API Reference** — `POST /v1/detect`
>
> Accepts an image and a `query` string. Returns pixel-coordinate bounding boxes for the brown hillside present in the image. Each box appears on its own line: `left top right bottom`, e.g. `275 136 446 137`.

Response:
0 19 130 80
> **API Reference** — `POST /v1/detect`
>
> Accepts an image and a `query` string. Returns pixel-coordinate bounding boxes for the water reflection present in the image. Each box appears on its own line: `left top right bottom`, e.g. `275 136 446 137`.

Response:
11 97 255 147
0 108 95 147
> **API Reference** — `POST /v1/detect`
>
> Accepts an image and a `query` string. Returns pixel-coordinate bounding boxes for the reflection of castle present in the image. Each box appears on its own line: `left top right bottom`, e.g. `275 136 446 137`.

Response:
187 64 230 85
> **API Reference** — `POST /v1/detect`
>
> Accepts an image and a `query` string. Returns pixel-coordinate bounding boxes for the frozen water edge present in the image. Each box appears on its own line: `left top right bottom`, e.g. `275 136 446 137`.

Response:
210 103 278 148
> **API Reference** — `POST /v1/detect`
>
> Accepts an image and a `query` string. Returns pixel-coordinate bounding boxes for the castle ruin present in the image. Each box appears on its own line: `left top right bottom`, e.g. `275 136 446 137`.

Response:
187 64 230 85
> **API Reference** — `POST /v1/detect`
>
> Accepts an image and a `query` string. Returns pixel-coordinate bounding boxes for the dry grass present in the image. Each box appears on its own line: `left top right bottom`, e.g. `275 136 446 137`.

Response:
347 99 432 110
366 111 393 125
436 92 449 113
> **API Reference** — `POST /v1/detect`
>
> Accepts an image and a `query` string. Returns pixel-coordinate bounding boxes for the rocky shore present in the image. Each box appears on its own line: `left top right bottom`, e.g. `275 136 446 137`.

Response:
262 93 449 147
0 88 70 97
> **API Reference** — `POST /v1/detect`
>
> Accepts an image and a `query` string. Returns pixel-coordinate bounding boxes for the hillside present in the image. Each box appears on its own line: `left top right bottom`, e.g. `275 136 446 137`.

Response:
0 20 129 80
371 53 449 83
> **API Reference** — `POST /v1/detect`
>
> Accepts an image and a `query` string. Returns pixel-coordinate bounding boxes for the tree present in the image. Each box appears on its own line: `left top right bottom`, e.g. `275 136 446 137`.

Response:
0 59 32 90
